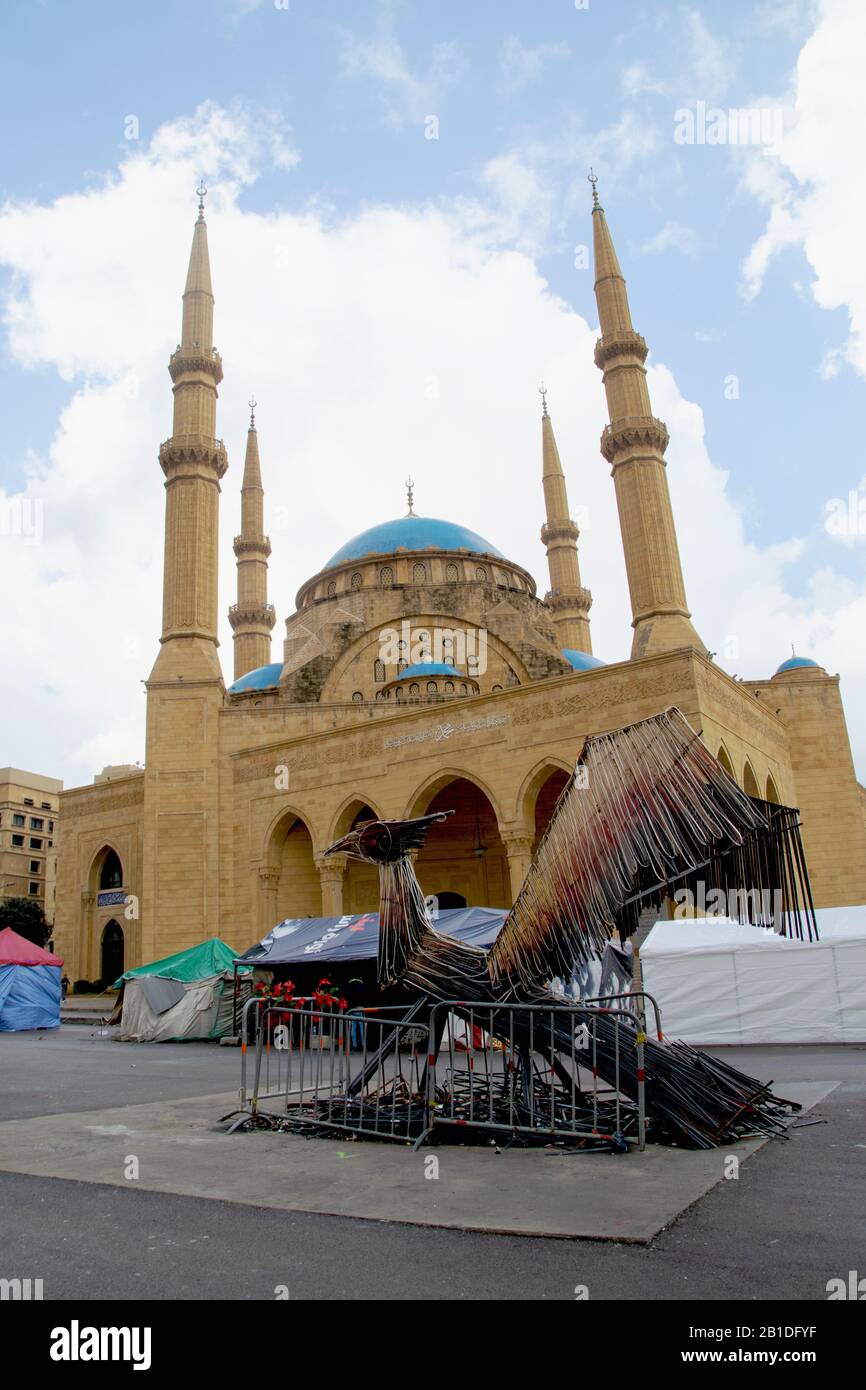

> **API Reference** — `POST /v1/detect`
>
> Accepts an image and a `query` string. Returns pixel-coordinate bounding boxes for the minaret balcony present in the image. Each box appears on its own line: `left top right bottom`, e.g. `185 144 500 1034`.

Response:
594 331 648 370
159 435 228 479
233 535 272 558
229 602 276 632
168 346 224 384
545 587 593 614
600 415 669 464
541 519 580 546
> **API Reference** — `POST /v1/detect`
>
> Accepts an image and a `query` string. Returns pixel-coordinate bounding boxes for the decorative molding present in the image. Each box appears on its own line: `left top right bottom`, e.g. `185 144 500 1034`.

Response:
593 331 648 370
600 416 669 464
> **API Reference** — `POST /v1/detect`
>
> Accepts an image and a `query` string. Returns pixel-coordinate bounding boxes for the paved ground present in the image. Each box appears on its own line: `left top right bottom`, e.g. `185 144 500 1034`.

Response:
0 1029 862 1299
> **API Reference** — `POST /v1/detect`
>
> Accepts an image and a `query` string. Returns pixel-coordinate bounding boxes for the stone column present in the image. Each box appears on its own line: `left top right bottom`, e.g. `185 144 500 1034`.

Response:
317 855 346 916
257 865 280 933
502 830 535 904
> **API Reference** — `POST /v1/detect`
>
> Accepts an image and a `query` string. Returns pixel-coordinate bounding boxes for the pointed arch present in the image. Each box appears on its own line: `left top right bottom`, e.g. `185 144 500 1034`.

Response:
328 796 383 913
262 805 321 922
717 744 735 780
405 771 508 909
328 794 385 845
515 756 574 828
766 773 781 805
743 761 760 798
88 843 124 893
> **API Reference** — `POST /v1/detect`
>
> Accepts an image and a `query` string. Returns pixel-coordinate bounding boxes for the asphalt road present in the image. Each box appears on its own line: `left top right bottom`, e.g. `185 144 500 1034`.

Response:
0 1029 863 1300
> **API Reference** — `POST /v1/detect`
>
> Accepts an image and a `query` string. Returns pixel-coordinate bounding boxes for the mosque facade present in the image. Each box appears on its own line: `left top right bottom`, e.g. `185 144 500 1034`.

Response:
53 185 866 982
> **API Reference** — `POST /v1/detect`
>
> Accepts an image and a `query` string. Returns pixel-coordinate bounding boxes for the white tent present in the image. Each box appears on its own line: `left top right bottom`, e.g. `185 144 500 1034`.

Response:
640 910 866 1045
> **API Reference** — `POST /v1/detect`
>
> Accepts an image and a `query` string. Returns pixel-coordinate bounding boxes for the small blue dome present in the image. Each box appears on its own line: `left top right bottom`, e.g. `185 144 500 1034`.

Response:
562 649 606 672
324 516 503 569
774 656 820 675
228 662 283 693
398 662 463 679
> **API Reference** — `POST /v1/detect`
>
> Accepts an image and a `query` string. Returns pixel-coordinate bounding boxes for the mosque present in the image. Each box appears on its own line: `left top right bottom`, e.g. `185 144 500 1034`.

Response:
53 181 866 983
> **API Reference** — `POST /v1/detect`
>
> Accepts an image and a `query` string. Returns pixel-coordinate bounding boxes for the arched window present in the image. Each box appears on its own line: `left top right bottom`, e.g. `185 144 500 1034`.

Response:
379 565 393 587
412 563 426 584
99 849 123 890
717 745 735 779
351 572 363 590
491 683 502 693
409 682 420 695
460 683 468 695
445 562 459 582
475 565 488 581
351 691 363 704
766 774 780 804
395 687 403 700
373 659 385 682
326 580 337 597
444 680 454 693
426 680 438 694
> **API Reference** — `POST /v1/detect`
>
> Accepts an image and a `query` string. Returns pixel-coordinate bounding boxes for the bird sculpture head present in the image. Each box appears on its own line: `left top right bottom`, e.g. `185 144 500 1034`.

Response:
324 811 453 864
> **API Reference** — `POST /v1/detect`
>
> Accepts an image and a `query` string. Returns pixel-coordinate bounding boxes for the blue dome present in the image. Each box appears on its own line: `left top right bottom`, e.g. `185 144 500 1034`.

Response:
324 516 503 569
562 649 606 673
398 662 463 679
228 662 283 693
774 656 820 675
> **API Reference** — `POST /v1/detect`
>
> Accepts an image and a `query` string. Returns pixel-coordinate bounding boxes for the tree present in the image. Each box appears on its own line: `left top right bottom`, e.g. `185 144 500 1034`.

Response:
0 897 50 948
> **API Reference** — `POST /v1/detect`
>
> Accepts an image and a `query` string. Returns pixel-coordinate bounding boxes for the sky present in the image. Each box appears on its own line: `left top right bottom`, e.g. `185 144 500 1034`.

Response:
1 0 865 789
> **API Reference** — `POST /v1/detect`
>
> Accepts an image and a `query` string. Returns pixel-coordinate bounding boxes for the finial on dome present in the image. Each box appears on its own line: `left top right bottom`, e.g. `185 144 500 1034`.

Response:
405 475 416 517
196 181 207 221
588 167 600 210
539 382 549 417
248 395 257 429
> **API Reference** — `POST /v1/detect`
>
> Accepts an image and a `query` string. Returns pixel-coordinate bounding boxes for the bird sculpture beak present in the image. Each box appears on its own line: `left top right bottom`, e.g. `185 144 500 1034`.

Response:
324 833 356 857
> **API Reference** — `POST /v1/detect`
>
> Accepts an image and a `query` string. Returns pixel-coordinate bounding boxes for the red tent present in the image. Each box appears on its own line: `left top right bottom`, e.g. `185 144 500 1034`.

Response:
0 927 63 967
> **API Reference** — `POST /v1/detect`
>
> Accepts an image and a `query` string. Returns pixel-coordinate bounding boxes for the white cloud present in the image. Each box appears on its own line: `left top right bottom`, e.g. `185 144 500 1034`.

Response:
339 22 465 129
2 99 866 792
499 36 570 94
636 221 701 258
741 0 866 381
683 7 737 98
619 62 668 98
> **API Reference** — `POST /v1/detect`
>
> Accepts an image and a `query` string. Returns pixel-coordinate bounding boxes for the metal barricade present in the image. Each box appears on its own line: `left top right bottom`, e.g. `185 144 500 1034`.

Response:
242 998 431 1142
235 994 650 1152
418 1000 646 1151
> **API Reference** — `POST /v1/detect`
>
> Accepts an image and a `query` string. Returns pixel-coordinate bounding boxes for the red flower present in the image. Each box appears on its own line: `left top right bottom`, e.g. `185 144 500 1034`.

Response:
338 998 348 1010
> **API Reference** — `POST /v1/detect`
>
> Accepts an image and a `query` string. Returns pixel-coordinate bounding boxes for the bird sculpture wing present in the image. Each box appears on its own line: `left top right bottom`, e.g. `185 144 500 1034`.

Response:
487 706 815 995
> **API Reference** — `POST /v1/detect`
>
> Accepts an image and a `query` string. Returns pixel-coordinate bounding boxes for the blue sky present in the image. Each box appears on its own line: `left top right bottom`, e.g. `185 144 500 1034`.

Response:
2 0 865 784
0 0 850 564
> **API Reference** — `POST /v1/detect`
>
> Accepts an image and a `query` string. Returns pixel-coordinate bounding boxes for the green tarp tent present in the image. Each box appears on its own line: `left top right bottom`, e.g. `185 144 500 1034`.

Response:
112 937 240 989
110 937 250 1042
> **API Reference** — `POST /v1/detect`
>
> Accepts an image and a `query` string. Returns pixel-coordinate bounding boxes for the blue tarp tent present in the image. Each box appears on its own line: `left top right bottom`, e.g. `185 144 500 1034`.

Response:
0 927 63 1031
236 907 508 968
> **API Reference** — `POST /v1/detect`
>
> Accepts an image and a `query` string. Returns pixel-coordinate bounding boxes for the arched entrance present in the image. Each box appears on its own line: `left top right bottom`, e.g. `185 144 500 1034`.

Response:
532 768 570 853
433 891 467 910
264 810 321 926
409 777 507 908
331 800 380 913
101 920 124 986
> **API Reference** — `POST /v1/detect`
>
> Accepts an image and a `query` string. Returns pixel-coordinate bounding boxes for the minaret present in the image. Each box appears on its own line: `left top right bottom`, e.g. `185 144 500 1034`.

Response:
539 386 593 653
230 397 275 679
141 185 227 966
590 172 706 660
150 182 227 683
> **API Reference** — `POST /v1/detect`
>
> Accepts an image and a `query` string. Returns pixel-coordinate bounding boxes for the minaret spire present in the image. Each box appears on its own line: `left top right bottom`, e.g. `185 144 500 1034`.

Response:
539 386 592 654
230 399 276 680
591 175 706 659
150 187 227 683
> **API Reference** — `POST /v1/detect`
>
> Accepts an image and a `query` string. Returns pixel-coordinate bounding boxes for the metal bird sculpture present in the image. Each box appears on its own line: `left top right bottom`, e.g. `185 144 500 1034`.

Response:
324 707 814 1146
